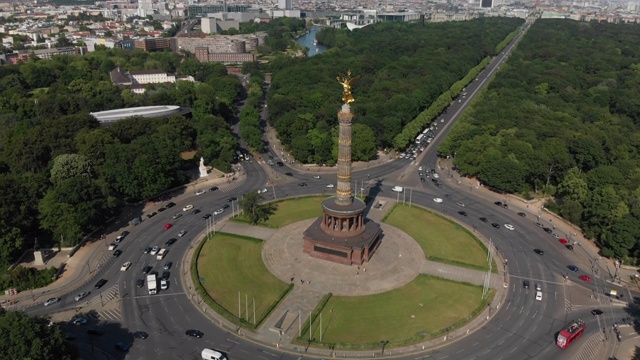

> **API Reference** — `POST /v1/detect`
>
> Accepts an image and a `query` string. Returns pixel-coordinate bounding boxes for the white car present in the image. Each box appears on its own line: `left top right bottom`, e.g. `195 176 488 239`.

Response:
150 246 159 256
535 291 543 301
418 166 423 171
120 262 132 271
182 205 193 212
72 317 88 325
178 230 187 237
195 189 206 196
504 224 515 231
74 291 89 301
433 173 439 179
108 243 117 251
213 209 224 215
433 198 443 203
160 279 168 290
257 188 268 194
313 175 321 179
326 184 335 188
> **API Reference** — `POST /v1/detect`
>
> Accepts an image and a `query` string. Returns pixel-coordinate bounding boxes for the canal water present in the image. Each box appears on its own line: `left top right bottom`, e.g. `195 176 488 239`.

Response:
297 26 327 57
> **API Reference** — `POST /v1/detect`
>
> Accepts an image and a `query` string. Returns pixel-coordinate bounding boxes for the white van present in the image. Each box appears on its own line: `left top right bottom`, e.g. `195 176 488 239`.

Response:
202 348 227 360
391 186 404 193
156 248 168 260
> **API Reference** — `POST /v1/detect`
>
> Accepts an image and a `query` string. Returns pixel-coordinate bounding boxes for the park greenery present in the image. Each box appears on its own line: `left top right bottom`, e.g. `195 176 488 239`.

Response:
438 20 640 260
267 17 523 164
195 232 290 328
0 308 78 359
384 204 491 271
238 70 266 151
239 192 277 225
0 49 243 276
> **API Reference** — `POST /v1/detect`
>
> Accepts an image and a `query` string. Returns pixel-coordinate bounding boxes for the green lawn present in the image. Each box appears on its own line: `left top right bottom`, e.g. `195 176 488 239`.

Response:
384 204 489 270
260 196 326 228
306 275 485 347
196 233 289 324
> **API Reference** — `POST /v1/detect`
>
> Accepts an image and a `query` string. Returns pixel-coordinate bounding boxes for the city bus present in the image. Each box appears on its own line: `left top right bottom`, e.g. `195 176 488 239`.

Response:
415 133 425 144
556 319 586 348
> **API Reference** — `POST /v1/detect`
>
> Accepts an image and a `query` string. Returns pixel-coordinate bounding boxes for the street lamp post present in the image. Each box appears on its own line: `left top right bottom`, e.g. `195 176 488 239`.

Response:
380 340 389 355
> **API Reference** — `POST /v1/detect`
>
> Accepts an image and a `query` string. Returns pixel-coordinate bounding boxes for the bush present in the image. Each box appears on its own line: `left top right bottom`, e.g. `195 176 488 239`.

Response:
0 266 58 292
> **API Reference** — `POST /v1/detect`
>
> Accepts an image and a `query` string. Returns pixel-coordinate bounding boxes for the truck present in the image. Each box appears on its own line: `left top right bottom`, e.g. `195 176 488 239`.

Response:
556 319 586 348
147 274 157 295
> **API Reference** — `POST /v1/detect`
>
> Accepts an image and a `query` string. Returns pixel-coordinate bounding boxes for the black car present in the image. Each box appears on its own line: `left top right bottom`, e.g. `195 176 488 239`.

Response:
543 227 553 234
420 177 425 182
147 212 157 218
209 186 219 192
533 249 544 255
113 250 122 257
134 331 149 339
143 247 151 254
491 223 500 228
222 204 230 210
479 217 488 222
185 329 204 338
87 328 104 336
227 197 237 202
591 309 603 315
431 169 436 173
285 172 293 176
445 194 453 199
431 178 438 184
494 201 502 206
566 244 574 251
165 238 177 247
136 279 144 288
202 214 211 220
298 183 308 187
523 280 530 289
164 262 173 270
157 207 166 212
502 203 509 209
192 209 201 215
94 279 107 289
276 161 284 167
457 211 468 216
436 183 442 188
535 222 544 228
142 266 152 275
115 342 130 351
116 231 129 242
517 212 526 217
161 271 170 280
166 202 176 208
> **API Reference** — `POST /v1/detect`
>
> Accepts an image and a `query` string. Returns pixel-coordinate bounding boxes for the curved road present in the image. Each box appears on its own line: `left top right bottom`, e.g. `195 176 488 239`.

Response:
27 22 633 360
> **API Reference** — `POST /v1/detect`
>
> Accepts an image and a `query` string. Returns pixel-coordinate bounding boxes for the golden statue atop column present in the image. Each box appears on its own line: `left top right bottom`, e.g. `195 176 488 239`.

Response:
336 70 360 104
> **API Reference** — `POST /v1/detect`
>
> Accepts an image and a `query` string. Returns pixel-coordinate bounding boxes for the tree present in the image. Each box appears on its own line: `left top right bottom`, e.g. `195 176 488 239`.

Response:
0 308 78 360
50 154 94 185
240 192 275 225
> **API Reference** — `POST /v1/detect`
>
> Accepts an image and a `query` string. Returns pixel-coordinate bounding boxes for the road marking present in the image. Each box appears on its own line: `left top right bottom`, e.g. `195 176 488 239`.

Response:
472 341 479 347
226 339 240 345
533 311 538 318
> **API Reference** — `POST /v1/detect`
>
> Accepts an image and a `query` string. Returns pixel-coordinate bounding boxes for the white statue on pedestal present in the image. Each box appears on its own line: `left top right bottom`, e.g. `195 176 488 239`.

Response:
199 157 208 178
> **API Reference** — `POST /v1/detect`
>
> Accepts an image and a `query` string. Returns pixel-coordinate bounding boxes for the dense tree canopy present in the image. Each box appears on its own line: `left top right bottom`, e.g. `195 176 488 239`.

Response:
438 20 640 260
268 18 523 164
0 49 242 272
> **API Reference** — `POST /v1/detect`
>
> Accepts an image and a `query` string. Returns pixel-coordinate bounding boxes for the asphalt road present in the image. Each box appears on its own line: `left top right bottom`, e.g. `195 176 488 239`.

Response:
25 22 635 360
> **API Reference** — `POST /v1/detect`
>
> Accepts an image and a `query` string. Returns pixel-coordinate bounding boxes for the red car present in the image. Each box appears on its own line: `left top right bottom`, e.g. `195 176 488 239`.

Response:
559 238 568 245
164 223 173 230
579 275 591 282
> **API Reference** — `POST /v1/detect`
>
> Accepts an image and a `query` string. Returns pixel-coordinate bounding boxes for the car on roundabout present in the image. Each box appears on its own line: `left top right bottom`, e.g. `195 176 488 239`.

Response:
178 230 187 237
94 279 107 289
136 279 144 288
491 223 500 228
185 329 204 338
517 212 526 217
113 250 122 257
591 309 603 315
559 238 568 245
195 189 206 196
150 246 159 256
213 209 224 215
120 262 132 271
134 331 148 339
567 265 579 272
164 223 173 230
172 213 183 219
552 233 561 239
209 186 218 192
456 202 466 207
326 184 335 188
479 217 488 222
164 262 173 270
75 291 90 301
533 249 544 255
44 297 61 306
313 175 321 179
504 224 515 231
72 317 88 325
535 222 544 228
458 211 468 216
298 183 307 187
202 214 211 220
433 198 443 203
579 275 591 282
192 209 201 215
144 247 151 254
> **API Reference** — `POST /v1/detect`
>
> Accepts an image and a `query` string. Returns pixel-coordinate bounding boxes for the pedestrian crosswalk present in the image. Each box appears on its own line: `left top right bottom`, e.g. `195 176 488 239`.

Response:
86 284 119 306
86 307 122 322
217 180 242 193
565 298 572 312
571 331 603 360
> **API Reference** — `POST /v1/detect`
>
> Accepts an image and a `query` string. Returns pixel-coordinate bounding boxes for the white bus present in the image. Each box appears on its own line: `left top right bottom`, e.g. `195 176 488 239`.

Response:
156 248 168 260
415 133 425 144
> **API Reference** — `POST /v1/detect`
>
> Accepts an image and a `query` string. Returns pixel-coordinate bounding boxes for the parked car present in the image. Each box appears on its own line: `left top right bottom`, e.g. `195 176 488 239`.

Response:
147 212 157 218
165 202 176 208
144 247 151 254
115 342 130 351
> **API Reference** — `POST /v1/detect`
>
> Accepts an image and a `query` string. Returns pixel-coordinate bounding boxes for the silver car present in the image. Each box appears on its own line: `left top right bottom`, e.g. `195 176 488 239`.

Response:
44 297 61 306
74 291 90 301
